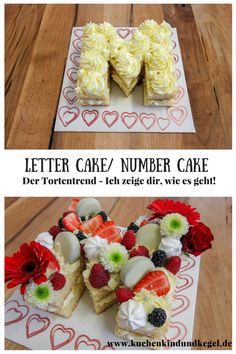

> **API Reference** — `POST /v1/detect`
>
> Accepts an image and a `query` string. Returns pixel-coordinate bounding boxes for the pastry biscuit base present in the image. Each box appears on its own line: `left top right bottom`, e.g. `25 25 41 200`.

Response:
77 74 110 106
143 81 178 107
55 273 85 318
83 275 121 314
111 71 140 97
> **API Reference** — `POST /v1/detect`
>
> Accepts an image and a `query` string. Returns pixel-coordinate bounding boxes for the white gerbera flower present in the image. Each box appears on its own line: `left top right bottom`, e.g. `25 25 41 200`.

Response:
160 213 189 239
25 281 55 310
100 243 128 273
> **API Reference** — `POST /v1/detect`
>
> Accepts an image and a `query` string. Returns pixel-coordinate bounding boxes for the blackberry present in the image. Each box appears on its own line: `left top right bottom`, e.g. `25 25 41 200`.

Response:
98 211 108 222
151 250 167 267
148 308 167 327
75 231 86 242
80 216 86 222
127 222 139 233
58 217 63 228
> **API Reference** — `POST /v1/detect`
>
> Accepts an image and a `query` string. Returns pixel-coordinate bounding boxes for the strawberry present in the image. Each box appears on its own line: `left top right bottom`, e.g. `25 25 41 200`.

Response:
63 211 72 218
50 272 66 290
140 220 149 228
130 245 149 258
164 256 181 275
94 221 121 243
48 225 61 240
79 215 103 234
62 213 80 232
89 263 110 288
133 270 170 296
121 230 136 250
116 287 134 303
68 198 80 212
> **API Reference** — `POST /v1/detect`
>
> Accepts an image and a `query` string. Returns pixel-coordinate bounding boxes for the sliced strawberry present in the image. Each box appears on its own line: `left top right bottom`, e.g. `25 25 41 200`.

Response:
133 270 170 296
62 212 80 232
94 221 121 243
79 214 104 234
68 198 80 212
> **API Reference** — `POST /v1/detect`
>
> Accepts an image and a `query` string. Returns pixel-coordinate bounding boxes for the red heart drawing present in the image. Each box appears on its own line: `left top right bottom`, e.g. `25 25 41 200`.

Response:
50 324 75 350
5 300 29 326
157 117 171 131
59 106 79 127
102 111 119 128
26 314 50 338
172 295 190 317
70 52 80 67
175 69 181 80
72 39 82 53
117 28 130 39
102 345 115 350
175 87 184 104
121 112 138 129
180 255 196 273
67 67 77 84
175 274 193 293
167 106 187 126
172 40 176 50
164 321 187 342
173 54 179 64
63 86 77 104
75 334 101 350
139 113 156 130
82 110 99 127
74 28 83 40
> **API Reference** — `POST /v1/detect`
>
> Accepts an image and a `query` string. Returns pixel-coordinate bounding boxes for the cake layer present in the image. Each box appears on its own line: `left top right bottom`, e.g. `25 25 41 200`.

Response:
55 273 85 318
83 272 121 314
143 81 177 107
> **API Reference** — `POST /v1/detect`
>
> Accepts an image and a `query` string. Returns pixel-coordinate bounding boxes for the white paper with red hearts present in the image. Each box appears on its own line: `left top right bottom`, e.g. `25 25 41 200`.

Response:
54 27 195 133
5 227 201 350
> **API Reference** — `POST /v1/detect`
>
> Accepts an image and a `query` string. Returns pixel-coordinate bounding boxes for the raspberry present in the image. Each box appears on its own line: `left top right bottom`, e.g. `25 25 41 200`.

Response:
164 256 181 275
148 308 167 327
121 230 136 250
151 250 167 267
50 272 66 290
116 287 134 303
48 225 61 240
127 222 139 233
130 245 149 258
89 263 110 289
63 211 72 218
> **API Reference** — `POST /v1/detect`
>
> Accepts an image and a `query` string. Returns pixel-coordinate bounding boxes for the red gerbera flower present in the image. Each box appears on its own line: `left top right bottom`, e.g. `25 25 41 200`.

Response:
5 241 60 295
147 199 200 226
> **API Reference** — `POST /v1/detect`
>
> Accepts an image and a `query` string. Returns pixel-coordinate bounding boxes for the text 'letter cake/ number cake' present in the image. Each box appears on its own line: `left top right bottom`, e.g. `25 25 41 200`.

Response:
76 20 179 107
5 198 214 347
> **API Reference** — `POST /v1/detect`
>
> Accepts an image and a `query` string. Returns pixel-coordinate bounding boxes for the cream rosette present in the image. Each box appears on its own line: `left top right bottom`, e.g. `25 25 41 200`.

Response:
147 70 177 95
158 20 172 37
139 19 159 41
109 34 129 58
82 22 98 37
98 22 116 41
113 48 141 79
80 51 108 75
129 30 150 60
146 49 175 72
77 68 106 96
82 33 109 59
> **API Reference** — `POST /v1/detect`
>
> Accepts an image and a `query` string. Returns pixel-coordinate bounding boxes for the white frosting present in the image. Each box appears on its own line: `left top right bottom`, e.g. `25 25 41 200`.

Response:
35 232 54 250
84 235 108 260
117 299 147 330
159 237 182 257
